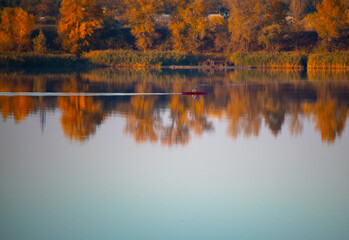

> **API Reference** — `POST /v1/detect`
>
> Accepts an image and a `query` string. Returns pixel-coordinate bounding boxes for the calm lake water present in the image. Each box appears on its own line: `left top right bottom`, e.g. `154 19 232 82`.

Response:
1 69 349 240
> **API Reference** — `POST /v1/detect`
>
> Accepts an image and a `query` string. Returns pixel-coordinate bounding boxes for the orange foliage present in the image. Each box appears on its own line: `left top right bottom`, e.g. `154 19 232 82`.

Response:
306 0 349 41
125 0 163 50
169 0 210 51
58 0 103 54
0 7 34 52
227 0 265 52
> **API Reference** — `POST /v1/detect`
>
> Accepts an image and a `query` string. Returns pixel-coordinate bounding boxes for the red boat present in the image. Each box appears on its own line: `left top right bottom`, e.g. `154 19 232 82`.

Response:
182 91 208 95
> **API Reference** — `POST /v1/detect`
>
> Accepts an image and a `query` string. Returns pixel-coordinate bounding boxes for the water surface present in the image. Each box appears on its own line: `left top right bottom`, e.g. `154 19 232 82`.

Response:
1 69 349 240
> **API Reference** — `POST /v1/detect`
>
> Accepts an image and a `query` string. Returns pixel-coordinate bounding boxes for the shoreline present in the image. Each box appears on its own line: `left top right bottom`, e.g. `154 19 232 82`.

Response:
0 51 348 70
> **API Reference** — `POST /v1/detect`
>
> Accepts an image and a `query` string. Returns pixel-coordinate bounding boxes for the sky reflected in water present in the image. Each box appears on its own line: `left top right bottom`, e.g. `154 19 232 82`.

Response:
0 69 349 240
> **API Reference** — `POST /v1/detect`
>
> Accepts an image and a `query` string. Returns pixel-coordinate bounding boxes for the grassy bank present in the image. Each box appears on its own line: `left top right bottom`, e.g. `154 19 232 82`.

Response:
0 53 86 68
1 51 348 70
83 50 214 68
307 52 349 69
229 52 307 69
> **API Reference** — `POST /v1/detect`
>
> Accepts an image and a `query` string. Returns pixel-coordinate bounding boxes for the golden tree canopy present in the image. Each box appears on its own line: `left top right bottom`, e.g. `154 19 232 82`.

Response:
169 0 210 51
58 0 103 54
307 0 349 41
0 7 34 52
227 0 265 52
124 0 163 50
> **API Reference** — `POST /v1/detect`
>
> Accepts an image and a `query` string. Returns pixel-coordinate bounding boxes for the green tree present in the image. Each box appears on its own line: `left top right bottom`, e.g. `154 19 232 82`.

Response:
307 0 349 42
125 0 163 50
33 30 48 53
58 0 103 55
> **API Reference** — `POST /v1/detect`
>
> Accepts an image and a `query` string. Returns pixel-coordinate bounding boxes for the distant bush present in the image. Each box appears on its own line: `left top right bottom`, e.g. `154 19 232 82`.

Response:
83 50 213 67
230 52 306 69
307 52 349 69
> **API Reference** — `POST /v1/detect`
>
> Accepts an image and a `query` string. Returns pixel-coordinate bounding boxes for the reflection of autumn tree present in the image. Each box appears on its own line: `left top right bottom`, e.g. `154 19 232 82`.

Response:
124 83 213 146
124 84 160 143
162 84 190 146
303 94 348 143
0 79 35 122
0 96 34 122
58 77 104 142
162 83 213 146
289 104 303 136
226 87 261 138
189 96 213 135
1 71 349 145
261 94 285 137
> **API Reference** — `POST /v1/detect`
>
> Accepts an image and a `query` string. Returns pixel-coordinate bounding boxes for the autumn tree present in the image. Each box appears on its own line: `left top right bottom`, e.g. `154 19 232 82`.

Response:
227 0 265 52
58 0 103 55
306 0 349 42
0 7 34 52
207 14 230 52
33 30 48 53
169 0 210 51
290 0 310 31
258 0 287 50
124 0 163 50
263 0 287 26
258 23 283 50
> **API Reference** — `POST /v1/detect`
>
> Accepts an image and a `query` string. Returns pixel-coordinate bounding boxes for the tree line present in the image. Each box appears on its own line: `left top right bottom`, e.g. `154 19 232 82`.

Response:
0 0 348 54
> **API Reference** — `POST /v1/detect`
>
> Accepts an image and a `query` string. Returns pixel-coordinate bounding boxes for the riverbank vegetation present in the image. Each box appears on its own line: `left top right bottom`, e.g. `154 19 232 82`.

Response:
83 50 213 67
0 0 348 69
230 52 306 69
1 50 349 70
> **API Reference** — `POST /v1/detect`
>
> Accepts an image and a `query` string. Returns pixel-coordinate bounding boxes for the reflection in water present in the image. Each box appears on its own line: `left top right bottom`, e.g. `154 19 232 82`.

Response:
0 69 349 145
58 77 105 141
125 84 160 143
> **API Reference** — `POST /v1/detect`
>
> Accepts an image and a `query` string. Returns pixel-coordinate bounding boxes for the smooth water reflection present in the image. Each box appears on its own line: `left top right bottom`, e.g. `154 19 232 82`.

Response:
1 69 349 144
0 69 349 240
